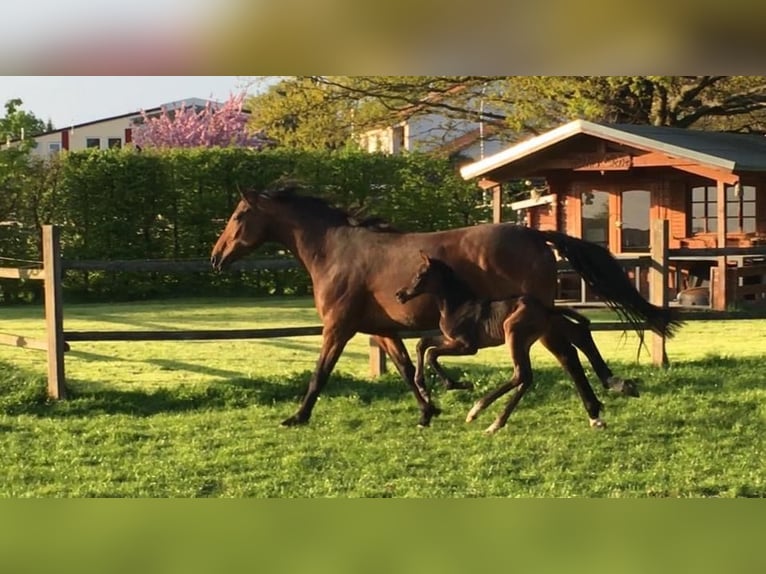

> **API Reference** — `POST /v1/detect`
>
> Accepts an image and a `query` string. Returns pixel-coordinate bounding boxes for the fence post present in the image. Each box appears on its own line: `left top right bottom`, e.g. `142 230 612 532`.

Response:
42 225 66 399
649 219 669 367
368 337 387 377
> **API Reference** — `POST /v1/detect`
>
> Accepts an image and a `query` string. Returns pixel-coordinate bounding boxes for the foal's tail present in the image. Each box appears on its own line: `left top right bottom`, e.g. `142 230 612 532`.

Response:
538 230 683 338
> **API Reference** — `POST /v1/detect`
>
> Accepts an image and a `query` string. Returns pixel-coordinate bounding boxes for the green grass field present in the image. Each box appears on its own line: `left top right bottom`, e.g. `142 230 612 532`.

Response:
0 297 764 497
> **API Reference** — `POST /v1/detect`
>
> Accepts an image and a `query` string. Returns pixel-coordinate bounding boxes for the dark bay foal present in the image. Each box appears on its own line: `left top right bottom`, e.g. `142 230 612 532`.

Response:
395 251 607 433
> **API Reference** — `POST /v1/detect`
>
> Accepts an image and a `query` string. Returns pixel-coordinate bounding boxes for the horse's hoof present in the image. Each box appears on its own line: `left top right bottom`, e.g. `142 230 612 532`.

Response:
589 418 607 429
428 404 442 418
465 403 483 423
417 413 433 427
281 414 309 427
484 422 501 435
607 377 640 397
444 380 474 391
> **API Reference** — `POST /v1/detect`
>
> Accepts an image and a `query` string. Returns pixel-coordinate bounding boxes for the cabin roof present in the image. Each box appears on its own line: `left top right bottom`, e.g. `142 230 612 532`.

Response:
460 119 766 181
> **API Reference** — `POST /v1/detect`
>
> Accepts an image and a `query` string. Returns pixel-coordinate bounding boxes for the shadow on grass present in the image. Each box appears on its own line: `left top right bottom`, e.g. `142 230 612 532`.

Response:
66 339 368 375
0 364 418 418
68 349 247 379
3 354 761 420
1 358 580 419
642 355 766 397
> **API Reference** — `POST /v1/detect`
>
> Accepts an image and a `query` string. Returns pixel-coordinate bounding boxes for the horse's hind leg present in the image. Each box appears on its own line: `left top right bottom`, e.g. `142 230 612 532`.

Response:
553 314 640 398
540 329 606 429
374 335 441 427
417 335 474 391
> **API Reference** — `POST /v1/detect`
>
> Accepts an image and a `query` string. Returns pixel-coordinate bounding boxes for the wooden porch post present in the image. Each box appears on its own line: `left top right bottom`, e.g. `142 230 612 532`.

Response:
714 179 728 310
42 225 66 399
649 219 669 367
492 185 503 223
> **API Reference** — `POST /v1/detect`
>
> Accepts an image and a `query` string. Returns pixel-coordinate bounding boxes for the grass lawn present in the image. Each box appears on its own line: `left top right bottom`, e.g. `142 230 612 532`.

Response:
0 296 764 497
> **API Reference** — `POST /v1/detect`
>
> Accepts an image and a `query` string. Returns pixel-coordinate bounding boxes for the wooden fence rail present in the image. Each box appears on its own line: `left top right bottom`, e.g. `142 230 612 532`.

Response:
2 223 765 399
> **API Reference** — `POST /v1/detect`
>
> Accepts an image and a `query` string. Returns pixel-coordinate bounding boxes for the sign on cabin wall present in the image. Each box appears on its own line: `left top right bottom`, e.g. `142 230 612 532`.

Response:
572 153 632 171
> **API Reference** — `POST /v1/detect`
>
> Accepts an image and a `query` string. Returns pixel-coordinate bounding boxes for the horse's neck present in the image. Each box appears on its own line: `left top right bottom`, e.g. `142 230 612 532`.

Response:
266 209 335 272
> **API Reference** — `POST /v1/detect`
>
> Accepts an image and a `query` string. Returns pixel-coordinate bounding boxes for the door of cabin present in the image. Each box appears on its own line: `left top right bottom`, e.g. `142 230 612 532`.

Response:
619 188 651 253
578 185 652 300
580 186 651 253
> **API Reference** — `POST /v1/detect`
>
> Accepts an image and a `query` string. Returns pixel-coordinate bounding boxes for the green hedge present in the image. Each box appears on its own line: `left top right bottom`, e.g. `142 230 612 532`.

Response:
0 147 494 303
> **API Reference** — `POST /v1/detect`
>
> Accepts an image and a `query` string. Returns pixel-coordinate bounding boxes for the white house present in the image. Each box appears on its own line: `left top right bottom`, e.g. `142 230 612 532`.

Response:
5 98 219 158
357 112 513 162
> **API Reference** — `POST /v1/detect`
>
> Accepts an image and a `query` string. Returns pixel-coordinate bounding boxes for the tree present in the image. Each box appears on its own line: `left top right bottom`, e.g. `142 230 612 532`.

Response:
132 93 272 149
0 98 50 150
245 76 766 150
244 77 359 150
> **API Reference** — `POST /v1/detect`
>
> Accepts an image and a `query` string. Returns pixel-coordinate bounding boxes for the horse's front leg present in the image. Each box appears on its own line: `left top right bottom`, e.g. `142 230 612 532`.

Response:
373 335 441 427
415 335 471 390
282 326 352 426
423 338 478 390
553 314 640 397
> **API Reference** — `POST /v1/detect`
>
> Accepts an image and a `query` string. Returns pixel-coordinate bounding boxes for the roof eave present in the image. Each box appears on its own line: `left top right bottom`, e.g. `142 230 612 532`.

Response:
582 122 738 173
460 119 740 181
459 119 587 180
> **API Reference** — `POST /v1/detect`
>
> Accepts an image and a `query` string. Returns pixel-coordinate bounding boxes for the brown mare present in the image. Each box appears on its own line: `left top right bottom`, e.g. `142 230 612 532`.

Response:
395 252 610 433
210 182 682 427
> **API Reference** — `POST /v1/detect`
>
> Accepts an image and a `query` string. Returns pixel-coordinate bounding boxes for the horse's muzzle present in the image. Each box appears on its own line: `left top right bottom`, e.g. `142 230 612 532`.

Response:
210 253 223 271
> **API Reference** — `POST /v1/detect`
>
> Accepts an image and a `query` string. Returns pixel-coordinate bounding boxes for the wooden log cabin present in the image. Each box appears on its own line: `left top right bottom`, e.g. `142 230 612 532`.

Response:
460 120 766 308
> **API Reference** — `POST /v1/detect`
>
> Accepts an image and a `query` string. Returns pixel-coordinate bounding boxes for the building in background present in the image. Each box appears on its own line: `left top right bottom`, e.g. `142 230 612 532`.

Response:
3 98 219 157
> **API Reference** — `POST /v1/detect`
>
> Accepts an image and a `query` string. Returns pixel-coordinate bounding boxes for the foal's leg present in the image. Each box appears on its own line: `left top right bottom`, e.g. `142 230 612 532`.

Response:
553 314 640 397
466 305 538 432
282 325 352 426
483 333 536 434
539 329 606 429
465 365 524 426
416 335 474 391
373 335 441 427
423 338 478 386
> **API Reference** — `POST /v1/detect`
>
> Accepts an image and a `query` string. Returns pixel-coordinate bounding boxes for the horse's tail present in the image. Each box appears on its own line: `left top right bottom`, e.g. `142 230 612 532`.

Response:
538 230 683 338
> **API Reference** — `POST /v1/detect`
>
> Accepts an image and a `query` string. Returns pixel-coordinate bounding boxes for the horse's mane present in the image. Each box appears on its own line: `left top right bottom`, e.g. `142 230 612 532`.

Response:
258 181 399 233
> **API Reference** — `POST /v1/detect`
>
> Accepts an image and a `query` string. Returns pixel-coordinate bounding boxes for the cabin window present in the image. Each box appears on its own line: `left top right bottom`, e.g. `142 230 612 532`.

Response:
86 137 100 149
581 189 609 247
621 189 650 252
727 184 756 233
108 138 122 149
690 185 756 234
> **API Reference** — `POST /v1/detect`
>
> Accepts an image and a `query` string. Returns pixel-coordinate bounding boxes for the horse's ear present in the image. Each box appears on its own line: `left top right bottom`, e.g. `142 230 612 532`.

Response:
238 186 259 206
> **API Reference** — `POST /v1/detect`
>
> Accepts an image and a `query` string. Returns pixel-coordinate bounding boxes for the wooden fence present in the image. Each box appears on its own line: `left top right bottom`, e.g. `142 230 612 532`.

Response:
1 222 765 400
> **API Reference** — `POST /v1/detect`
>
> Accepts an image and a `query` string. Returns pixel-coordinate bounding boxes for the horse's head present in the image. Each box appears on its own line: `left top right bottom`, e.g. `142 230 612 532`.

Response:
395 251 447 304
210 188 270 271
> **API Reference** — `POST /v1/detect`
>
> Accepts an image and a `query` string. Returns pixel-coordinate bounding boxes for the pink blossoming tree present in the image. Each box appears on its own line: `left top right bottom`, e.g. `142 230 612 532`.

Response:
132 93 271 149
